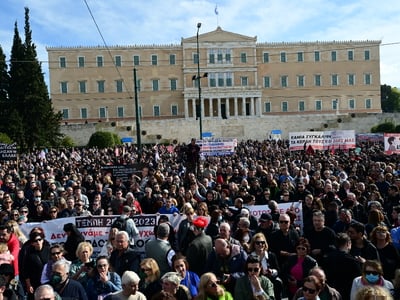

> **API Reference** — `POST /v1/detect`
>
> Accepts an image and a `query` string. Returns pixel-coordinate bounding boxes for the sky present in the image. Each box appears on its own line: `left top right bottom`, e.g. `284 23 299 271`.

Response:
0 0 399 87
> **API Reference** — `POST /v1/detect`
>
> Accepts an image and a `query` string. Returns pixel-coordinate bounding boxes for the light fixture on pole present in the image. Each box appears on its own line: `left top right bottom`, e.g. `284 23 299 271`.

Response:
192 22 207 140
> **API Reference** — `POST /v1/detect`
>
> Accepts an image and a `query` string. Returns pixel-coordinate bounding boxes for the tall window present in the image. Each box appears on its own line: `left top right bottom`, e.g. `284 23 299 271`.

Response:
117 106 124 118
297 75 305 87
315 100 322 111
297 52 304 62
151 55 158 66
226 72 233 86
170 79 177 91
153 105 160 117
217 50 223 63
348 74 355 86
240 53 247 63
314 51 320 62
59 57 66 68
282 101 288 112
193 53 199 64
209 50 215 63
281 75 288 88
171 105 178 116
349 99 355 109
97 80 105 93
169 54 176 65
332 99 338 110
315 74 321 86
80 108 88 119
60 82 68 94
241 77 248 86
152 79 159 91
263 76 270 88
216 73 223 87
62 109 69 119
299 101 305 111
97 56 103 67
280 52 286 63
348 50 354 61
78 56 85 67
99 107 106 118
78 81 86 93
331 74 338 86
265 102 271 113
364 73 371 85
331 51 337 62
209 73 216 87
225 50 231 63
133 55 140 66
364 50 370 61
263 52 269 63
115 55 121 67
365 98 372 109
116 80 123 93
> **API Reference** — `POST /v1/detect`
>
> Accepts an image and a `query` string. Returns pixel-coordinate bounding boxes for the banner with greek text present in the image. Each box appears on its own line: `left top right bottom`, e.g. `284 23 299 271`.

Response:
289 130 355 151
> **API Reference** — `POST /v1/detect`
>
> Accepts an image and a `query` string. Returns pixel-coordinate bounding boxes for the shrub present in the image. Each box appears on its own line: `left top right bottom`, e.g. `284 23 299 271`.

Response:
87 131 120 148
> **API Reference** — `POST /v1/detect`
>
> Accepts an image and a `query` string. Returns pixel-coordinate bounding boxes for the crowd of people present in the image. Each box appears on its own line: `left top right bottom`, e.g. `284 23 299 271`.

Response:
0 138 399 299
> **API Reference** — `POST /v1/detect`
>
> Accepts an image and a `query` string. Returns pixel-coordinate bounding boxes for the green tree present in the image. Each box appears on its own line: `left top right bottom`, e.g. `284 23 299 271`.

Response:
88 131 120 148
381 84 400 112
0 45 10 133
7 7 62 151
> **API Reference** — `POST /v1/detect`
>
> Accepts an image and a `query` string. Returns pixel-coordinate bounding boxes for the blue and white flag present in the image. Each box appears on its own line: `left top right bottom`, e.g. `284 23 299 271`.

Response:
214 5 218 15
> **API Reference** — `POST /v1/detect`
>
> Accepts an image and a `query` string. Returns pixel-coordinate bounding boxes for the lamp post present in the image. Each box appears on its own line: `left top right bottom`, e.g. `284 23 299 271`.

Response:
193 22 207 140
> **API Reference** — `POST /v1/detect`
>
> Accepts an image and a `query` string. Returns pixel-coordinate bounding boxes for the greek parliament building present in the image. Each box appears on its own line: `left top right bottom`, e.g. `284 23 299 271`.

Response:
47 27 382 143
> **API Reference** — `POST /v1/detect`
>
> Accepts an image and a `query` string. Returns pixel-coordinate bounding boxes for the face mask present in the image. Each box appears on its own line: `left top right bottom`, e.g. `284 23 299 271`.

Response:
51 274 63 285
365 274 380 283
34 197 41 202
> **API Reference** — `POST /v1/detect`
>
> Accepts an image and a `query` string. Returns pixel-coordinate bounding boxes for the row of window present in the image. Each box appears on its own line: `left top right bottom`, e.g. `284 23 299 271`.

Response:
58 48 371 68
61 97 373 120
264 73 372 88
265 98 373 112
61 105 179 120
60 71 372 94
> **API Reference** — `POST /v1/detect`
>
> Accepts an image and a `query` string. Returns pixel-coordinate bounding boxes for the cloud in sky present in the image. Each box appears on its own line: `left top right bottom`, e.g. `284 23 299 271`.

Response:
0 0 399 86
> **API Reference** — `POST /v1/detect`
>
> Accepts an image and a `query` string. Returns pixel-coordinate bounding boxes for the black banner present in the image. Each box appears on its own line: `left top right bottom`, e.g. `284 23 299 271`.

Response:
0 143 17 161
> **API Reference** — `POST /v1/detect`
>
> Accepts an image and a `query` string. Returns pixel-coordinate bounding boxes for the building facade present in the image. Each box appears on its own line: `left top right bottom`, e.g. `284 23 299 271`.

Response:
47 27 382 127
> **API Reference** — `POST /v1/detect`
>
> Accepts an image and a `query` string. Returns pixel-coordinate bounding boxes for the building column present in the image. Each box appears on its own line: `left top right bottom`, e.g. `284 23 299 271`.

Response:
250 97 255 116
217 98 221 118
192 99 196 119
184 98 189 119
234 97 238 117
257 97 262 116
226 98 230 118
242 97 246 116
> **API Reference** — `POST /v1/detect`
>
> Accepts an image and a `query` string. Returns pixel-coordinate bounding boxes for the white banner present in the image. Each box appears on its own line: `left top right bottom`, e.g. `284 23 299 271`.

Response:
289 130 355 151
20 202 303 256
384 133 400 155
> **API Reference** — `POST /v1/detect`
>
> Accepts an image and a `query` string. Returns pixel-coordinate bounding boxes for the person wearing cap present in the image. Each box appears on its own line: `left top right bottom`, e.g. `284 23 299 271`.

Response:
186 216 212 276
145 223 175 277
255 213 279 244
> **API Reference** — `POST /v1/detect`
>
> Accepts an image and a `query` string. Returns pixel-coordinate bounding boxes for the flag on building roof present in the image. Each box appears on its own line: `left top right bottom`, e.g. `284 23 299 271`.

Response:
215 5 218 15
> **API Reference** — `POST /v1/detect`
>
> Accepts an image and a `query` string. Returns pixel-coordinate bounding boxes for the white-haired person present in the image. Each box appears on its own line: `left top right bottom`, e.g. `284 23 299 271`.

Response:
160 272 190 300
104 270 146 300
34 284 61 300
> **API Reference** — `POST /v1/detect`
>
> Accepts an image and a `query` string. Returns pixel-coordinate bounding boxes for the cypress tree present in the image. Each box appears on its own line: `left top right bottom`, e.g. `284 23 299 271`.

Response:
8 7 62 150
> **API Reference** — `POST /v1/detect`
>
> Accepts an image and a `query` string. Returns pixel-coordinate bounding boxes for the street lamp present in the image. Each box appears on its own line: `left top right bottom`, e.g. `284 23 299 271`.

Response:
192 22 208 140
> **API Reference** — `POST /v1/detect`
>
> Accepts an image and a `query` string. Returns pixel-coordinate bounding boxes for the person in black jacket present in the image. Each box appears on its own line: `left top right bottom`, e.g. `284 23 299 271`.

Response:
62 223 85 262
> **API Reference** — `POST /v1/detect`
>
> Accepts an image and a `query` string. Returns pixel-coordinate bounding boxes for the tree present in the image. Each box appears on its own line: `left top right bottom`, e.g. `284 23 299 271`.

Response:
381 84 400 112
0 45 10 134
7 7 62 151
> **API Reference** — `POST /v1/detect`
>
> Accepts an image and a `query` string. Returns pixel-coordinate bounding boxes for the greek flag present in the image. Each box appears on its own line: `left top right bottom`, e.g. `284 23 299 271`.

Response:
215 5 218 15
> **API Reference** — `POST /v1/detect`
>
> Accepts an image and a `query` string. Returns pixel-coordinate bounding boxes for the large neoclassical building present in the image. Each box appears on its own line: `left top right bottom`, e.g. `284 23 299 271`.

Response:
47 27 381 125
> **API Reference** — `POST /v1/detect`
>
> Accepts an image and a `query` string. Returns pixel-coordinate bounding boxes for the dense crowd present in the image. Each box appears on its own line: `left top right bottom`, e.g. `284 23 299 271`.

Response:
0 138 399 300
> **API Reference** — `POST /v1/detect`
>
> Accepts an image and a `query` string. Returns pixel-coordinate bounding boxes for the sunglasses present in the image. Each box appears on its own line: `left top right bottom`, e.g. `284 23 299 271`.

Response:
297 246 307 251
51 251 61 256
20 210 28 213
279 220 289 224
33 238 43 243
207 282 218 288
141 268 151 272
303 286 316 294
248 267 260 272
365 271 380 276
255 241 266 245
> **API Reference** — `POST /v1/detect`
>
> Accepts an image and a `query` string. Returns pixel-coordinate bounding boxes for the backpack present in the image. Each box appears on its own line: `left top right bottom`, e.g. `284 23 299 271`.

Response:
111 216 127 231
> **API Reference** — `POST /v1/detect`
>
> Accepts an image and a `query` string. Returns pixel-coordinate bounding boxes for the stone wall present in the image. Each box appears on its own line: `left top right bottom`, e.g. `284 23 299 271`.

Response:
61 113 399 146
